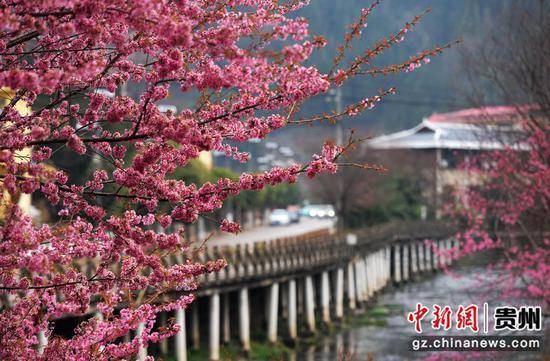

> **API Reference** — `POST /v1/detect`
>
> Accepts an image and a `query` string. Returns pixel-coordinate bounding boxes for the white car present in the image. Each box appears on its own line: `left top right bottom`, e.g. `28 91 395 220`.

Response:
269 209 291 226
304 204 336 218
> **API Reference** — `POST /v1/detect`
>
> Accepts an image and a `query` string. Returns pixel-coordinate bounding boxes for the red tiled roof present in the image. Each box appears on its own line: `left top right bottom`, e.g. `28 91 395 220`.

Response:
427 105 532 124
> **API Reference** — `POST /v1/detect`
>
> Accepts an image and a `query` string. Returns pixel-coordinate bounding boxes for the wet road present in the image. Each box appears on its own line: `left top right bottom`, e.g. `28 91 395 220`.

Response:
209 218 335 246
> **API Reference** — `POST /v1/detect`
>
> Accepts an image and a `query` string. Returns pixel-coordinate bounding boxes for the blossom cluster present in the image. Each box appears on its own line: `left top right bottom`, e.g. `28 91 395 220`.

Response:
445 123 550 307
0 0 437 359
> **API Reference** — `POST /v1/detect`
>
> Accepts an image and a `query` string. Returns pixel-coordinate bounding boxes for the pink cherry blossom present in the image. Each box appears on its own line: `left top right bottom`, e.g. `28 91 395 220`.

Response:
444 122 550 308
0 1 444 359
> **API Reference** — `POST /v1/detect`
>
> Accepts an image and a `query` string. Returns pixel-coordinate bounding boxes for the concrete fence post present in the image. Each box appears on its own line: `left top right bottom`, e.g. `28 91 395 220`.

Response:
374 252 380 291
209 292 220 361
402 244 409 281
377 250 384 290
239 288 250 352
418 242 425 272
386 246 391 284
288 279 297 341
281 278 288 319
38 330 48 355
453 238 460 254
354 260 365 303
305 275 316 333
175 308 187 361
361 259 367 301
381 249 387 288
426 242 433 271
198 217 206 241
267 283 279 343
368 254 375 296
364 255 372 298
411 242 418 274
446 239 453 265
136 322 147 361
361 259 368 300
433 240 440 269
441 240 447 267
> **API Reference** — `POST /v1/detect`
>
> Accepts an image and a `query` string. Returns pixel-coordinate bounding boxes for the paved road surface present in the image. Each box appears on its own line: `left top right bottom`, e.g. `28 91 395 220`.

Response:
208 218 335 246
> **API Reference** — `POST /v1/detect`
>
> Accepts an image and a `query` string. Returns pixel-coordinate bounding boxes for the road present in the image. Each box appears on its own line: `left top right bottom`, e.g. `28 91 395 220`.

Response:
208 218 335 246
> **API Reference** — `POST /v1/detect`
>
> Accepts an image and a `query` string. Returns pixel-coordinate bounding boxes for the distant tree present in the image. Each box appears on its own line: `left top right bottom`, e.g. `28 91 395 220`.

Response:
449 123 549 304
0 1 448 358
307 145 432 228
263 183 301 209
307 147 383 228
459 0 550 114
344 175 424 228
449 0 549 306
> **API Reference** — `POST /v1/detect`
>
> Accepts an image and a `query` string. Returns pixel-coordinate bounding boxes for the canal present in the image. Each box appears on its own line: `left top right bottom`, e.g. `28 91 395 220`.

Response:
291 264 547 361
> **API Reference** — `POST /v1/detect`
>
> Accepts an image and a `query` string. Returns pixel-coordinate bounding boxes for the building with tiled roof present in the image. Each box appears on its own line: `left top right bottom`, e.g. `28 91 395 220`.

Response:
366 106 532 218
368 106 528 151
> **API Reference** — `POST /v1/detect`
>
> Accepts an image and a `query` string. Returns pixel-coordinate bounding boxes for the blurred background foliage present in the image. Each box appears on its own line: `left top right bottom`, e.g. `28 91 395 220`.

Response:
33 1 528 230
345 175 424 228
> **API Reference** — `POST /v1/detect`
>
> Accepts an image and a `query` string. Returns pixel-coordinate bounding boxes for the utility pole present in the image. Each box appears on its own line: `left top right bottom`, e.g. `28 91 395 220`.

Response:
326 88 345 230
327 88 344 146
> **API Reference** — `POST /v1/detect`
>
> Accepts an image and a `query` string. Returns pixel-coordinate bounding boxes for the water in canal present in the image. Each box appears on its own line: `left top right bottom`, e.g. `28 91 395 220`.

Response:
293 265 547 361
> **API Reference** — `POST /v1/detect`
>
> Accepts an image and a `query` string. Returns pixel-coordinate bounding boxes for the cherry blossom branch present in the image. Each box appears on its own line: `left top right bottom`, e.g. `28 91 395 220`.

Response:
289 87 396 124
